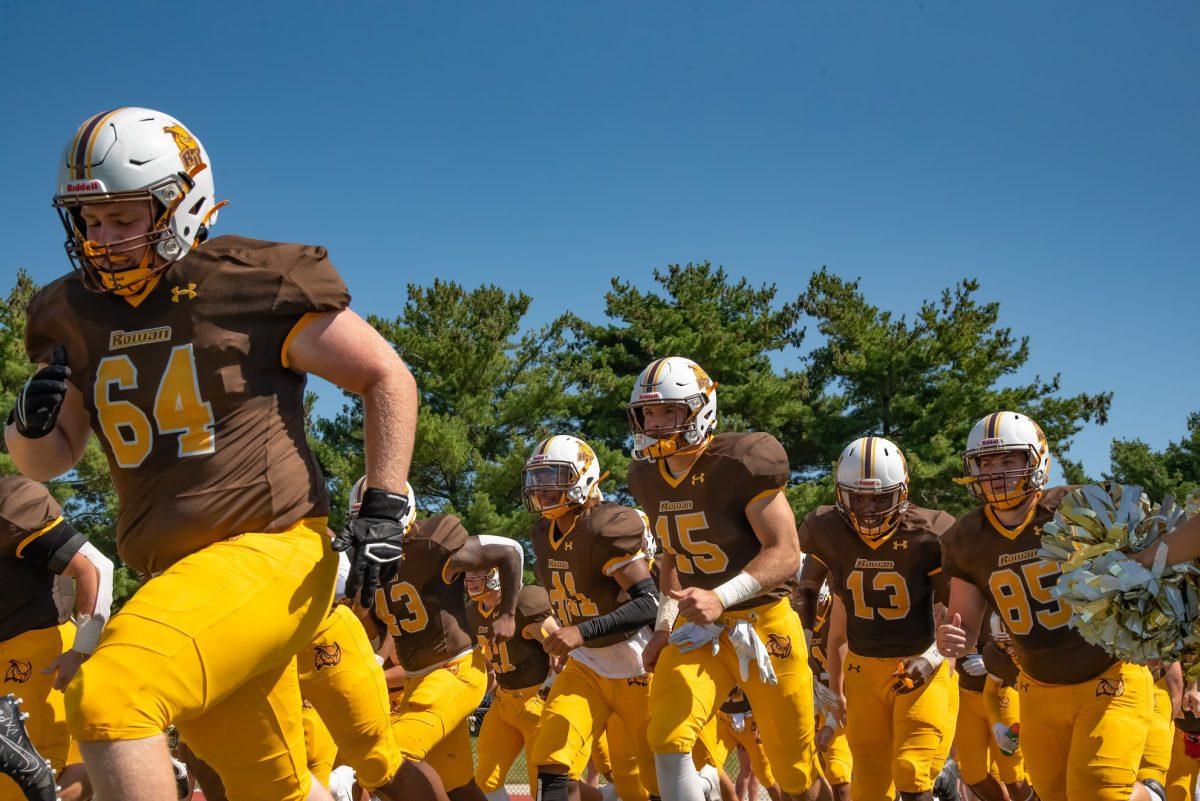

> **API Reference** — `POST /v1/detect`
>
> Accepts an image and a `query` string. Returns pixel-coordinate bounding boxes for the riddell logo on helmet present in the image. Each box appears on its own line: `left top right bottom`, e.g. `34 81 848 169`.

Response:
979 437 1004 447
638 392 662 400
65 180 102 193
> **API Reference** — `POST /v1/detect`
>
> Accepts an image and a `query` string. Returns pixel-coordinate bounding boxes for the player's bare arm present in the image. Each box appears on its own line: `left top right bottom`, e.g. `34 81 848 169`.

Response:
937 577 988 658
45 542 113 690
672 489 799 624
286 308 416 494
5 373 92 481
446 535 524 641
644 550 680 671
793 555 829 631
826 594 849 726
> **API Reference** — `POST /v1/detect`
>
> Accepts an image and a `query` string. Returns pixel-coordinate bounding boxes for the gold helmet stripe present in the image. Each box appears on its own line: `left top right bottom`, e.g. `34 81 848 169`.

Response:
862 436 876 480
69 109 118 180
644 358 667 391
985 411 1003 440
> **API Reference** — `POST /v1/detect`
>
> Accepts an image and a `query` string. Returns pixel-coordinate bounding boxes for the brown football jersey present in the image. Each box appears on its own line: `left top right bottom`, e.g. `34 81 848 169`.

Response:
373 514 474 674
720 689 751 715
24 236 349 575
627 432 792 610
531 501 647 649
798 505 953 658
956 628 991 693
941 486 1115 685
0 477 84 642
982 640 1020 686
809 596 833 685
466 584 553 691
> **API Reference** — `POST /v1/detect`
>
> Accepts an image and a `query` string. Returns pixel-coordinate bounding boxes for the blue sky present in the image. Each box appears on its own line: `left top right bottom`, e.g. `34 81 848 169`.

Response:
2 3 1196 479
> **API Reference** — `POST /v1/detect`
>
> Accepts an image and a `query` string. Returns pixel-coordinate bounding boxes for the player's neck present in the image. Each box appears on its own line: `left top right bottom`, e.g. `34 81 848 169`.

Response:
477 590 501 613
986 491 1041 528
664 442 706 477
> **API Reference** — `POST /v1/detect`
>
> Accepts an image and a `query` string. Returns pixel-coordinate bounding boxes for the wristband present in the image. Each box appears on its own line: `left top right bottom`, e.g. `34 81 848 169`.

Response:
655 596 679 632
713 572 763 609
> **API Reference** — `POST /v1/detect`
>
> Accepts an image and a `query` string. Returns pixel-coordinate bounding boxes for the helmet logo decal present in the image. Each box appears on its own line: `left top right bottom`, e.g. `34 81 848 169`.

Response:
163 124 206 174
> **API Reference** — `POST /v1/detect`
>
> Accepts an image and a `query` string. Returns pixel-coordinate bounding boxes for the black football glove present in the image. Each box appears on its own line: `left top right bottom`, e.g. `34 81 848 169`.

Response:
9 346 70 440
331 487 410 609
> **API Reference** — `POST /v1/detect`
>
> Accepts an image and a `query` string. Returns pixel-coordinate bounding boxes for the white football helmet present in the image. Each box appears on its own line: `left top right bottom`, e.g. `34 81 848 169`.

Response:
627 356 718 461
465 568 501 598
957 412 1051 510
347 476 417 533
522 435 604 519
52 107 224 296
834 436 910 540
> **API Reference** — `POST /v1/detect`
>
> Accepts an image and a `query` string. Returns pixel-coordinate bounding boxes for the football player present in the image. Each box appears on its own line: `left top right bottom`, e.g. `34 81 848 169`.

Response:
713 690 782 801
0 476 112 801
803 581 852 801
465 566 554 801
5 107 419 801
626 357 816 801
524 435 698 801
800 437 956 801
937 412 1161 801
1139 661 1182 792
363 482 524 801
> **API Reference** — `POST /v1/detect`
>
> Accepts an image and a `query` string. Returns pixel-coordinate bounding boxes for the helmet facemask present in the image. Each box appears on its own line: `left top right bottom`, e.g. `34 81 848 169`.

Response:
835 480 909 541
466 568 501 599
959 444 1045 510
54 175 193 296
627 396 710 461
522 461 592 519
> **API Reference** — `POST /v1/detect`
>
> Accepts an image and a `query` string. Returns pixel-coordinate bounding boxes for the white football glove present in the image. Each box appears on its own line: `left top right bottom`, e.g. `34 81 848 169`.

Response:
961 654 987 677
992 722 1020 756
728 619 778 685
669 622 722 654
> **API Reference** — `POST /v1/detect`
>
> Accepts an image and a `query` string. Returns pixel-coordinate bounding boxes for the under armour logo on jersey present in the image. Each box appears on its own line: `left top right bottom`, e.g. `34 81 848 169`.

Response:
892 539 908 550
564 542 573 551
1096 677 1125 698
313 643 341 670
4 660 30 684
171 283 197 302
847 663 861 673
691 473 705 485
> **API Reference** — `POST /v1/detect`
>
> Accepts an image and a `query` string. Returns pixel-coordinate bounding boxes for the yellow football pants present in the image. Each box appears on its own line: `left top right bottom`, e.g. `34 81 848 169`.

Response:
649 597 817 794
1018 661 1153 801
1139 678 1174 785
475 684 545 798
299 603 401 790
0 622 77 801
955 686 1025 786
601 717 653 801
821 728 853 787
302 702 337 787
842 652 955 800
391 649 488 791
66 519 337 801
530 657 659 797
1166 727 1200 801
717 712 776 788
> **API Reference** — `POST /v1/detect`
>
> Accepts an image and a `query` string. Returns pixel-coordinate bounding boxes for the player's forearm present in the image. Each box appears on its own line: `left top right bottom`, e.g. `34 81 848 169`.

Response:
361 366 417 494
489 542 525 618
4 423 78 480
741 540 801 592
63 542 113 653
